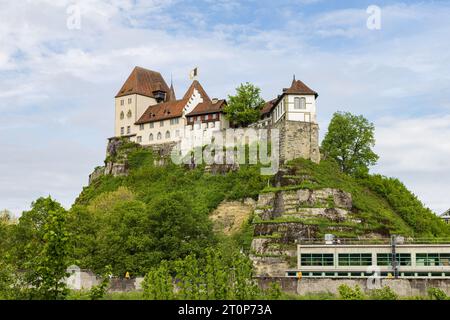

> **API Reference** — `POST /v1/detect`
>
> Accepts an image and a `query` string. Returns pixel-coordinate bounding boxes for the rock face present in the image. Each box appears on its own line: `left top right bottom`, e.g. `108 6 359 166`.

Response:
254 189 353 221
210 200 255 236
250 188 354 276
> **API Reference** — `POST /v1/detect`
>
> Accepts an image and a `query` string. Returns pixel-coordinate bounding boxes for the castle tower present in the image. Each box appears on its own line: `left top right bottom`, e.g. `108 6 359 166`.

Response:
114 66 172 138
272 77 321 164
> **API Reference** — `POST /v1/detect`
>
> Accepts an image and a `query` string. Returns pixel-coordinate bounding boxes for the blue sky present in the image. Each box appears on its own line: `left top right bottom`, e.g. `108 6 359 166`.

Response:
1 0 450 215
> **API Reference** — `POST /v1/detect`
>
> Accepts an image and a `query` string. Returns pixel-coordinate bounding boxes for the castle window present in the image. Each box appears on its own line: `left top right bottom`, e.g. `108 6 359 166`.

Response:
120 127 124 135
139 124 144 130
165 131 171 139
127 126 130 134
128 98 132 104
157 132 162 140
160 120 164 127
150 122 154 129
120 99 124 106
295 97 306 110
170 118 179 125
120 111 124 120
137 136 142 143
175 130 180 137
127 110 132 118
149 133 154 141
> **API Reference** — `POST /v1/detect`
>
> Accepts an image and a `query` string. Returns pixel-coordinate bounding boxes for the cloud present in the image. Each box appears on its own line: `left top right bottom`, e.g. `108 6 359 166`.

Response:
0 1 450 216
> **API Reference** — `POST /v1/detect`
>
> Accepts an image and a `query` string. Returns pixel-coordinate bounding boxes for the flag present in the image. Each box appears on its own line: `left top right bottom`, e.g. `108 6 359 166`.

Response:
189 67 198 80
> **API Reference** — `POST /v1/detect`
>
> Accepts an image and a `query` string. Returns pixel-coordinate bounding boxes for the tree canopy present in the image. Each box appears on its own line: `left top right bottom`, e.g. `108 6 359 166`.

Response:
224 82 265 127
321 111 379 175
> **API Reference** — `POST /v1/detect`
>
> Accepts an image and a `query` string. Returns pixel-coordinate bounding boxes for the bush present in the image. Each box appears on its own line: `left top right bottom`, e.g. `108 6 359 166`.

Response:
370 286 398 300
338 284 365 300
428 287 448 300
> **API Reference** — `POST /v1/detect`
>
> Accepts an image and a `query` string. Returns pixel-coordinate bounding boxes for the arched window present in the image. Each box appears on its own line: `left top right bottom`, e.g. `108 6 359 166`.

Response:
127 110 132 118
120 111 124 120
165 131 171 139
149 133 153 141
157 132 162 140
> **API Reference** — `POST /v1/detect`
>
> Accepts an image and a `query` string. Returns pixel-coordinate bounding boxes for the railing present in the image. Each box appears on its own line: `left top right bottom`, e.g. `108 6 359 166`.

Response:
297 237 450 245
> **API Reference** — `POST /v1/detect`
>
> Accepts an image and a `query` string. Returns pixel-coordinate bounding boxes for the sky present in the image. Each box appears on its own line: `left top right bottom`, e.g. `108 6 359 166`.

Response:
1 0 450 216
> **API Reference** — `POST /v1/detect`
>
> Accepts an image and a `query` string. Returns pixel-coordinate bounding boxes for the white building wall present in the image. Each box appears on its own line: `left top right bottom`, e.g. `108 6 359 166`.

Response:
115 94 157 137
286 94 317 123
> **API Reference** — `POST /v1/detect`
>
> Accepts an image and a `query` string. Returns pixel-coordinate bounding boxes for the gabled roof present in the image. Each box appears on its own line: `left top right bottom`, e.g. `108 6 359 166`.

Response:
115 66 172 100
183 80 211 102
188 99 226 116
136 80 219 124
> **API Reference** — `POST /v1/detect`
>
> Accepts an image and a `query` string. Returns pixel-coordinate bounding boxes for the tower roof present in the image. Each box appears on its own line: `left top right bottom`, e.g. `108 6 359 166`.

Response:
115 66 171 100
283 78 318 97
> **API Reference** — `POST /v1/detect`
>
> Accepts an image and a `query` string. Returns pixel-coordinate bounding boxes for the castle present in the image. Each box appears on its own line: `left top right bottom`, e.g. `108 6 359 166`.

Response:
112 66 320 164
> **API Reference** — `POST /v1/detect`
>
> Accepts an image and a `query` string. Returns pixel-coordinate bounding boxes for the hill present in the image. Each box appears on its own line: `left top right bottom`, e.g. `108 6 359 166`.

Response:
67 140 449 276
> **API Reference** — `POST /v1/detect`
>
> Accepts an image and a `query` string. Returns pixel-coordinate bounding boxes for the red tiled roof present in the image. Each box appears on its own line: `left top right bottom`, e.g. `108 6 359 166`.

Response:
135 80 217 124
260 98 277 116
135 99 186 124
115 66 172 100
283 79 318 97
188 100 226 116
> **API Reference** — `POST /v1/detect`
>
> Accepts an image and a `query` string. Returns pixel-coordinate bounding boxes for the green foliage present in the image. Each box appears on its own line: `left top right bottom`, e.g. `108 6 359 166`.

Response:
142 248 278 300
361 175 449 237
224 83 265 127
36 199 70 299
142 261 175 300
89 265 112 300
322 112 379 175
338 284 365 300
369 286 398 300
427 287 449 300
12 197 70 300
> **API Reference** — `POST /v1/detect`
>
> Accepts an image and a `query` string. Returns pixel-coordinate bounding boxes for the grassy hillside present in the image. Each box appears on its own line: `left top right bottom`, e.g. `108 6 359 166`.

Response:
68 144 448 274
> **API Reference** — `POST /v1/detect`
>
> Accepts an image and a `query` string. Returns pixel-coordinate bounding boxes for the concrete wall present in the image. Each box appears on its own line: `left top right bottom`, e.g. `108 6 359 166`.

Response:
258 277 450 297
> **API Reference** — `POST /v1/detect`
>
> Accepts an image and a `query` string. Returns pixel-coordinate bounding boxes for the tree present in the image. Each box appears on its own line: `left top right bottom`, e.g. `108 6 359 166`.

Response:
224 82 265 127
31 197 71 300
321 112 379 175
147 192 215 264
14 197 71 300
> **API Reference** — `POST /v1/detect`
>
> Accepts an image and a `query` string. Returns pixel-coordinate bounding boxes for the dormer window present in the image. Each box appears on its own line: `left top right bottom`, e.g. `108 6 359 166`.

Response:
153 90 166 103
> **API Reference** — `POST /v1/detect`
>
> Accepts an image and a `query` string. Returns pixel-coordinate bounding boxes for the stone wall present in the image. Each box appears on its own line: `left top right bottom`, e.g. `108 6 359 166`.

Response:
258 277 450 297
275 120 320 164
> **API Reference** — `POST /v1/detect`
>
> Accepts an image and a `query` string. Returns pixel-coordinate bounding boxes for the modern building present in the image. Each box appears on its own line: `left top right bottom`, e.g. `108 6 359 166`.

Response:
286 239 450 279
